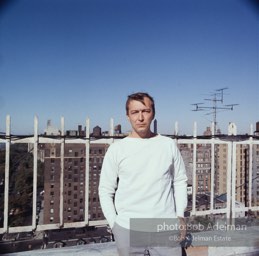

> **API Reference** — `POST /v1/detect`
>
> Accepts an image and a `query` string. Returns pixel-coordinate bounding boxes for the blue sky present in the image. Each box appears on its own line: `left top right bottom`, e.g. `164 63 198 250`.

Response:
0 0 258 135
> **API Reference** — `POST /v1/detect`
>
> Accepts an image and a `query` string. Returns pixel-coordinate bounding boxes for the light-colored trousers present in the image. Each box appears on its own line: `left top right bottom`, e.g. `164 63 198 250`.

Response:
112 222 182 256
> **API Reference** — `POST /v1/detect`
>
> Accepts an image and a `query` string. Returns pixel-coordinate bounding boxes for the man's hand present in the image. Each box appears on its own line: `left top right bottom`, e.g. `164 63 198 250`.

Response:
178 217 186 241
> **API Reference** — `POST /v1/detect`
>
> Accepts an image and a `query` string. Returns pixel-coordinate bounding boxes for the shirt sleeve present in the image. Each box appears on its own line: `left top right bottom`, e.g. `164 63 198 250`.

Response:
172 141 188 217
98 144 119 228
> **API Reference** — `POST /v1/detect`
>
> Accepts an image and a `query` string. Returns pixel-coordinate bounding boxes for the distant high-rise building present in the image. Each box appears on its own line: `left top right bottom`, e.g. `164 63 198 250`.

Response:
178 144 193 185
216 144 228 196
114 124 122 135
88 143 109 220
216 142 254 208
153 119 157 134
228 122 237 135
203 127 212 136
255 121 259 136
66 125 86 137
235 144 250 205
252 141 259 216
44 120 60 136
178 142 211 195
196 144 211 195
92 126 102 137
41 141 109 224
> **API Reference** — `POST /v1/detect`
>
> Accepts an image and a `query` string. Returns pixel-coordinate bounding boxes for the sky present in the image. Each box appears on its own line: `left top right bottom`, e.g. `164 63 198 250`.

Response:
0 0 258 135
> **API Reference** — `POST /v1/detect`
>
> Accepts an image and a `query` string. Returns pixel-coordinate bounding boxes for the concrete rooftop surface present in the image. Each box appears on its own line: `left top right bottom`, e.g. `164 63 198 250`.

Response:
3 242 259 256
3 242 117 256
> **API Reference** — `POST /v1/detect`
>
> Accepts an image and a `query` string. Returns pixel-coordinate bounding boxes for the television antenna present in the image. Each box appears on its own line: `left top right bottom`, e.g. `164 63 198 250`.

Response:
191 88 239 134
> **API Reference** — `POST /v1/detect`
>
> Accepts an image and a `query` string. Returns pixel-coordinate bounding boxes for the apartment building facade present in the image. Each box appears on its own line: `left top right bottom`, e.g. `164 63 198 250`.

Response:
41 142 109 224
253 143 259 213
196 144 211 195
39 121 259 224
215 143 228 196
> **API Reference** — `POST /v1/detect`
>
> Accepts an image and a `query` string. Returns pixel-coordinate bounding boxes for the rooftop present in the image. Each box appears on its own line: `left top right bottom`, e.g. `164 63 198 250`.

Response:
1 118 259 256
3 240 259 256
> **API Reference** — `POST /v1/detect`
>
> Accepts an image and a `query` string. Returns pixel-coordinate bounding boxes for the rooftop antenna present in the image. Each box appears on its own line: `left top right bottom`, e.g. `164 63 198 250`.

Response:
191 88 239 134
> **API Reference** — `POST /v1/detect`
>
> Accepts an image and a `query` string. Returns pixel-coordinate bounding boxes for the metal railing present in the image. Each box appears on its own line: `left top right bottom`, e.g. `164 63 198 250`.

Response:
0 115 259 235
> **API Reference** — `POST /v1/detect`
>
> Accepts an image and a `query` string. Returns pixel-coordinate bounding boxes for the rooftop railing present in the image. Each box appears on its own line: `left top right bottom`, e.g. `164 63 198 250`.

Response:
0 115 259 249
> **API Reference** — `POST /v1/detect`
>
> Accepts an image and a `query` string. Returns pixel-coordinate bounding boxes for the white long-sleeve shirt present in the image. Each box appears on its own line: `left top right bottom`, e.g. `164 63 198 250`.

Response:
98 134 187 230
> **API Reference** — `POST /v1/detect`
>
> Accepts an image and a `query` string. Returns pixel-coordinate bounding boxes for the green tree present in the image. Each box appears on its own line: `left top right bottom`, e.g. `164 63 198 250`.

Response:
8 144 33 226
0 144 44 227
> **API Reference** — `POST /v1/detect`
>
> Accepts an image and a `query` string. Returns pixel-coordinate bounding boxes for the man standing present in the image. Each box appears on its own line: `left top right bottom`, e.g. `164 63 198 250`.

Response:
99 92 187 255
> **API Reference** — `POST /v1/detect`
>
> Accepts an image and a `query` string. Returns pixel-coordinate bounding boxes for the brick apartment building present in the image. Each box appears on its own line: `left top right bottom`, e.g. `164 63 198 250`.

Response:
39 121 259 223
41 142 109 224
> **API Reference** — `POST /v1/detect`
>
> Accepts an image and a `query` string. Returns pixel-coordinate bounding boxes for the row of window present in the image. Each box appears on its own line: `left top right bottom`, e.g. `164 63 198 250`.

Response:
197 175 209 179
50 158 85 165
196 170 210 174
197 186 209 190
197 163 210 168
90 149 104 155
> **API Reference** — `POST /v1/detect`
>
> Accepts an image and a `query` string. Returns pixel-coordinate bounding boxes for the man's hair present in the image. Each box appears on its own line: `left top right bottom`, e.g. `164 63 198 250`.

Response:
126 92 155 116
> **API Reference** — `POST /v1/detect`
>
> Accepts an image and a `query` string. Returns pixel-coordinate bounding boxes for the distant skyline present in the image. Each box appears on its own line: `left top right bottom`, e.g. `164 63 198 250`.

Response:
0 0 258 135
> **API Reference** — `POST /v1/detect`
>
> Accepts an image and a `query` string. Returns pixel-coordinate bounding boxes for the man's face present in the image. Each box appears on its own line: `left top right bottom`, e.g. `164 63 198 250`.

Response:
127 97 154 137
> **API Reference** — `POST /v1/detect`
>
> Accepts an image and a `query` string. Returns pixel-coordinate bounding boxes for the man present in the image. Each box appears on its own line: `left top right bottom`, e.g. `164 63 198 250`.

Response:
99 92 187 255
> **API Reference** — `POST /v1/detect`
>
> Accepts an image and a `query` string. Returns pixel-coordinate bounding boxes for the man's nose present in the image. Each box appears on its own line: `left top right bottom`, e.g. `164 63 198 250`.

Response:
138 111 144 121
